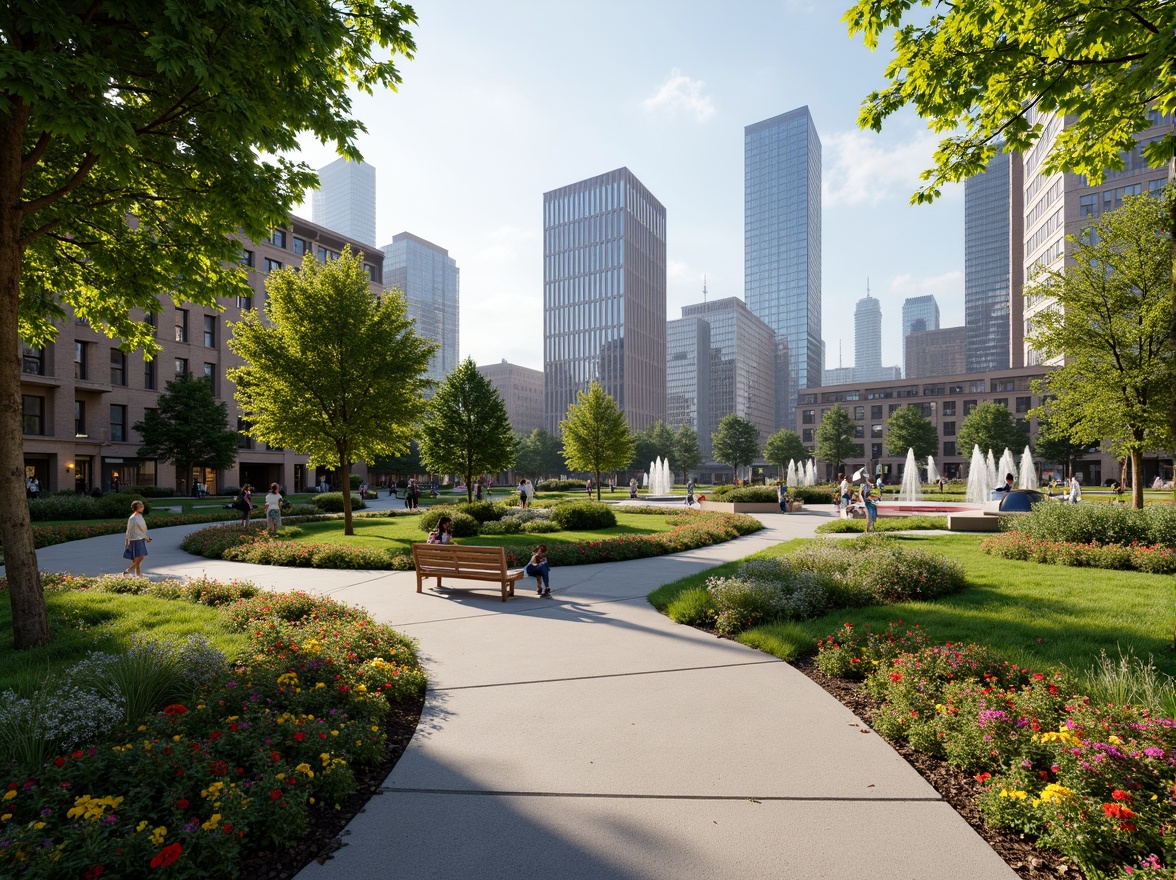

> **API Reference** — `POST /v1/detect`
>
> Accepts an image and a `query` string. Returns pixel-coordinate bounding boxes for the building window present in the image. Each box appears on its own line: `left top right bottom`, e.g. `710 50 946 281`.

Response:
110 349 126 386
316 246 339 263
943 421 956 436
271 228 287 248
21 396 44 435
292 237 306 256
854 406 865 420
993 398 1008 409
942 401 956 416
364 263 379 282
175 358 189 376
854 425 865 439
801 409 815 425
1016 396 1032 413
144 356 156 390
888 403 901 415
963 400 977 416
870 405 882 419
871 423 883 438
237 293 254 310
144 311 157 335
264 258 282 274
74 341 87 380
240 249 254 268
175 308 189 343
237 417 253 450
871 443 883 459
203 315 216 348
968 380 986 393
22 347 44 376
110 405 127 442
203 362 217 396
943 441 957 457
802 428 814 443
74 400 86 437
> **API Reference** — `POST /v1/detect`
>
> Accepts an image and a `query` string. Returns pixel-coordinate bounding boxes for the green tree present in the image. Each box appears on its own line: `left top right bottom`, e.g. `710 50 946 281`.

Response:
0 1 416 648
1027 195 1175 508
419 359 516 504
763 429 809 480
228 250 433 534
373 440 422 481
885 405 939 466
711 414 761 480
672 425 703 482
815 404 858 479
515 428 564 480
957 402 1030 461
631 419 676 471
1033 406 1094 485
133 373 239 491
560 383 636 501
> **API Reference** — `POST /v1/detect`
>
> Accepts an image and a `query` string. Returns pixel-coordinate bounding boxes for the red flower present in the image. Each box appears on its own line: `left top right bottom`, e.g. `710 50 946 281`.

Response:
974 772 991 783
150 842 183 869
269 789 282 802
293 732 306 742
83 867 104 880
890 672 903 682
162 704 188 716
1112 789 1131 802
1033 673 1045 681
174 799 189 810
208 760 228 776
209 731 223 740
53 757 66 767
1103 803 1137 820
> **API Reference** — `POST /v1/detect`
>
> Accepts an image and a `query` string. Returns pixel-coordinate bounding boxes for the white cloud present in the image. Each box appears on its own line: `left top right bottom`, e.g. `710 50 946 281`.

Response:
642 68 716 122
823 129 942 207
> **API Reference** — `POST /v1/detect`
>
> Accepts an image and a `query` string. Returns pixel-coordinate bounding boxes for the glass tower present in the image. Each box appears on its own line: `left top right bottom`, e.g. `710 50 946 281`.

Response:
745 106 822 430
543 167 666 434
853 293 883 381
382 232 459 387
901 295 940 377
313 158 377 248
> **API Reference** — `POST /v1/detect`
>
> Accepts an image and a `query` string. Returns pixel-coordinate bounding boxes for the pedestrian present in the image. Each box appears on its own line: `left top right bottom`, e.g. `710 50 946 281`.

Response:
686 479 696 506
629 477 638 499
427 516 452 544
25 476 33 499
406 478 416 510
475 479 483 502
996 473 1015 493
860 475 878 533
609 478 615 493
525 543 550 596
121 499 152 576
938 476 947 494
264 482 283 535
585 477 593 496
238 483 253 528
776 480 788 514
518 478 529 509
875 474 883 494
1068 471 1082 504
838 472 850 518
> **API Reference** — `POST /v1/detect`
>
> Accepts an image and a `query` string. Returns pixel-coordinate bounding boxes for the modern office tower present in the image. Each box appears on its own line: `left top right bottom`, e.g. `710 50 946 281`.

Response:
823 366 854 386
965 150 1024 372
477 359 544 436
906 327 967 379
1021 110 1172 366
745 106 822 430
901 295 941 376
312 158 377 248
852 291 886 382
382 232 460 387
666 316 712 459
543 167 666 434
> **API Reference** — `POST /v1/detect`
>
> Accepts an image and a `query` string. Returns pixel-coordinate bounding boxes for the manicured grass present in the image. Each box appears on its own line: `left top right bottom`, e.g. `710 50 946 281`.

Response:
649 533 1176 678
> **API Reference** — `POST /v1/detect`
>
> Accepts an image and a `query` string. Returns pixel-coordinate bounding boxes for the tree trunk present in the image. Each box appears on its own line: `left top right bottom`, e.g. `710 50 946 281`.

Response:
0 102 51 649
1131 449 1145 510
595 468 601 502
339 452 353 535
1169 158 1175 443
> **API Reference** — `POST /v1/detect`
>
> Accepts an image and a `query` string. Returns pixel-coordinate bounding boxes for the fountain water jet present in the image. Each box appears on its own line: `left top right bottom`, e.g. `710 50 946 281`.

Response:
997 448 1017 489
926 455 940 487
899 448 923 502
786 460 799 488
966 445 989 503
647 458 673 495
1018 446 1038 490
986 450 998 492
804 460 816 487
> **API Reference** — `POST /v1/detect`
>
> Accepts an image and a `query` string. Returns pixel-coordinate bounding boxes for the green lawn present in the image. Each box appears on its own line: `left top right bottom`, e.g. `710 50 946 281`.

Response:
650 533 1176 679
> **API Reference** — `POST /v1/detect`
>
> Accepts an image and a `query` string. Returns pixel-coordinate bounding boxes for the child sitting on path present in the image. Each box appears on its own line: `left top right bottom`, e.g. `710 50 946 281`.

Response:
525 544 550 596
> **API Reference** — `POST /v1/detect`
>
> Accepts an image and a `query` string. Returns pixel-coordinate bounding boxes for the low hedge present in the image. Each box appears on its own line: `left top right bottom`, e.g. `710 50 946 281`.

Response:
981 532 1176 574
536 479 586 491
1002 501 1176 548
707 486 778 503
548 500 616 530
28 492 153 522
311 492 366 513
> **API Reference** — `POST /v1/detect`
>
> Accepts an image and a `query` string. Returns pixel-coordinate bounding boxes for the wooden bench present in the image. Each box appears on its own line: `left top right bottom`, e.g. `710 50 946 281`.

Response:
411 543 525 602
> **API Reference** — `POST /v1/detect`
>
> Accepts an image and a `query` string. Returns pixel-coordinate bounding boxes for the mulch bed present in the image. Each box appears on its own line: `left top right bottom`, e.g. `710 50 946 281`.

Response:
239 689 425 880
793 657 1085 880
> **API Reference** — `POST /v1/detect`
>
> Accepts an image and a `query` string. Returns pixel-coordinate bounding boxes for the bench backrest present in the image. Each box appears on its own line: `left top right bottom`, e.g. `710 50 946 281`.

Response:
412 543 510 575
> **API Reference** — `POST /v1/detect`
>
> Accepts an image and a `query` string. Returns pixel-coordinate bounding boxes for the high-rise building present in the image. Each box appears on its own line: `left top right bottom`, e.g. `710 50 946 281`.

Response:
901 295 941 376
477 360 544 436
382 232 459 387
543 167 666 434
852 291 887 382
312 158 377 248
906 327 967 379
666 316 711 459
965 150 1024 372
745 106 822 430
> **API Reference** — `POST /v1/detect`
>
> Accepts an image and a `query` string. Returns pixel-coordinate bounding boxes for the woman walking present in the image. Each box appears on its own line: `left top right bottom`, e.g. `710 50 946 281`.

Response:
264 482 283 535
122 500 152 576
239 484 254 529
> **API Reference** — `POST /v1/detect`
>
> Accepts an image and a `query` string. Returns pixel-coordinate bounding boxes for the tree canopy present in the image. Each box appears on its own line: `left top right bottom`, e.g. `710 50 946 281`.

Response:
1033 407 1095 485
1027 194 1174 508
763 429 809 479
133 373 239 490
559 383 635 501
632 420 676 471
815 404 859 478
514 428 565 481
672 425 703 481
0 0 417 648
885 405 939 466
957 402 1029 460
419 359 516 504
228 249 434 533
711 414 760 478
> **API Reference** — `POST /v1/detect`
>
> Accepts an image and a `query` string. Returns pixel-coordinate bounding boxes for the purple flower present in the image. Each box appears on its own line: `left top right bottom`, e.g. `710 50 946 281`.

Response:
1144 747 1165 759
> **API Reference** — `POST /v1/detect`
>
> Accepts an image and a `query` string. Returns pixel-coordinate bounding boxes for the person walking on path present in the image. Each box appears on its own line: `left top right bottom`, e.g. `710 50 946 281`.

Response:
264 482 283 535
475 479 483 502
838 472 850 518
525 543 550 596
860 475 878 533
121 499 152 576
238 484 253 529
1068 471 1082 504
776 480 788 513
686 479 695 506
629 477 638 499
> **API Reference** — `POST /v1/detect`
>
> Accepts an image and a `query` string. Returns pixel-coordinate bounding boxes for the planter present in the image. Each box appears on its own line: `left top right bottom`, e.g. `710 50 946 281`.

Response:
788 501 804 512
700 501 783 514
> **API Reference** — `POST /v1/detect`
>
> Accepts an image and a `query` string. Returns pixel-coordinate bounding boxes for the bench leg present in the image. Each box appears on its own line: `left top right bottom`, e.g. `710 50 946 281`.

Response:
501 583 508 602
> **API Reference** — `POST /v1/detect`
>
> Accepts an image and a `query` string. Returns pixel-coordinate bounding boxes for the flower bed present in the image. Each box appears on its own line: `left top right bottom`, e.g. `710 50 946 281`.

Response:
981 532 1176 574
0 577 425 879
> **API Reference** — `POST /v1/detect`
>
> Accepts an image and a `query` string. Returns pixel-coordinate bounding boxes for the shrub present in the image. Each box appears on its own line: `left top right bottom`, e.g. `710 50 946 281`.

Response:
454 500 506 523
813 621 933 679
549 500 616 530
707 576 786 636
713 486 778 503
521 520 560 534
476 518 523 535
788 485 837 504
499 507 550 523
1004 501 1176 549
981 532 1176 574
666 587 716 627
219 485 240 497
536 479 586 491
418 506 480 538
349 474 363 489
27 493 153 522
311 492 366 513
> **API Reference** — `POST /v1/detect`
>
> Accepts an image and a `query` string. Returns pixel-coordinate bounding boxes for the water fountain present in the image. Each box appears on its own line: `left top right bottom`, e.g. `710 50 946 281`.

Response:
899 448 923 502
985 450 998 492
926 455 940 487
966 445 989 503
1018 446 1038 490
786 460 799 488
647 457 673 495
997 448 1018 488
805 459 816 486
661 457 673 494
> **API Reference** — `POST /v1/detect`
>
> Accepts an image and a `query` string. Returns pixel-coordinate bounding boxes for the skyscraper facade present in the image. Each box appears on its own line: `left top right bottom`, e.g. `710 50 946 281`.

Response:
543 167 666 434
477 360 544 435
666 316 712 459
965 150 1024 372
901 295 940 376
745 106 822 430
382 232 459 387
853 293 883 381
313 158 377 248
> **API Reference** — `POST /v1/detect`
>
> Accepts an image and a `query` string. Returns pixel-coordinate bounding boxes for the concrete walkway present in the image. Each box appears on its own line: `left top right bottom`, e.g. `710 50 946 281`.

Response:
21 498 1015 880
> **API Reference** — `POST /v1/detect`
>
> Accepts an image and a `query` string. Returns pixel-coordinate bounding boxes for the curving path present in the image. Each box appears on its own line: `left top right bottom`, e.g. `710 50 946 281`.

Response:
19 499 1015 880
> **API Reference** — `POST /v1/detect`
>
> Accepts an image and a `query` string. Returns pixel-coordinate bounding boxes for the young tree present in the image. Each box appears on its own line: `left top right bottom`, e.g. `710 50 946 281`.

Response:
228 250 433 534
1027 195 1175 508
672 425 703 482
560 383 636 501
711 415 760 480
0 1 416 648
515 428 564 480
133 374 239 490
815 404 858 479
763 429 809 480
957 402 1030 460
1033 407 1094 486
885 405 939 466
419 359 516 504
631 420 675 471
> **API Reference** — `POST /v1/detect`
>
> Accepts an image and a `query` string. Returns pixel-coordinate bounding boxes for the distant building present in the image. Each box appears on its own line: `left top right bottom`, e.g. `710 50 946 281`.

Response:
823 366 854 386
382 232 460 387
745 106 822 429
854 293 882 377
312 158 377 248
666 316 712 460
905 327 967 379
477 359 544 436
543 167 666 434
901 295 941 377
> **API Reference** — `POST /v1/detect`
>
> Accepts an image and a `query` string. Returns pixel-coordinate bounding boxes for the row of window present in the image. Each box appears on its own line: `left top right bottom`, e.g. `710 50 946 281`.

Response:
795 429 990 462
801 397 1033 426
23 396 131 442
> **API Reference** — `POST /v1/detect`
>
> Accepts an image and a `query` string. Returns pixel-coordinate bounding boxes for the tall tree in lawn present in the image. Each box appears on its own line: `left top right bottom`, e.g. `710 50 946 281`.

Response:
0 1 416 649
957 402 1030 462
843 0 1176 433
763 429 809 480
631 420 676 473
133 373 239 492
560 383 636 502
419 358 516 504
672 425 703 482
373 439 422 483
1027 194 1175 509
815 404 858 480
711 414 760 482
885 405 939 466
515 428 564 481
1033 406 1094 487
228 250 434 534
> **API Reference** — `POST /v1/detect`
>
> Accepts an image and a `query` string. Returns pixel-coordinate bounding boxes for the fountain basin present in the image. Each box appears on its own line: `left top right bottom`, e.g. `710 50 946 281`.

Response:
876 502 981 516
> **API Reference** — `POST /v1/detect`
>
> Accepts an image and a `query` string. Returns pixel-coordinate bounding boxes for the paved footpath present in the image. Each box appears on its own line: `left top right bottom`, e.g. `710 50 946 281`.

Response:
22 500 1015 880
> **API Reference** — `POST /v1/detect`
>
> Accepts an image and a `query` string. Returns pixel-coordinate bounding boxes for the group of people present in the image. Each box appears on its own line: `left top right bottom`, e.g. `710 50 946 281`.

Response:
24 475 41 499
403 478 422 509
426 514 551 596
837 471 878 532
517 478 535 508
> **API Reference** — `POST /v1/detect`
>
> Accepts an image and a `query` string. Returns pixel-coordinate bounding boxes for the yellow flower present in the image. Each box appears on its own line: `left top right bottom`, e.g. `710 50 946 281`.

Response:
277 672 299 686
315 682 326 690
1036 730 1073 744
201 813 222 831
1108 735 1123 745
1036 783 1073 805
137 821 148 833
999 788 1028 801
137 725 147 731
295 763 315 778
150 826 167 846
0 814 10 822
2 791 16 801
31 822 44 830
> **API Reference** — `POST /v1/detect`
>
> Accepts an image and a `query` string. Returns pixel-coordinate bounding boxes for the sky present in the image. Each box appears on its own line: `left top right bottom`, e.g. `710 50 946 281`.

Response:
293 0 966 374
